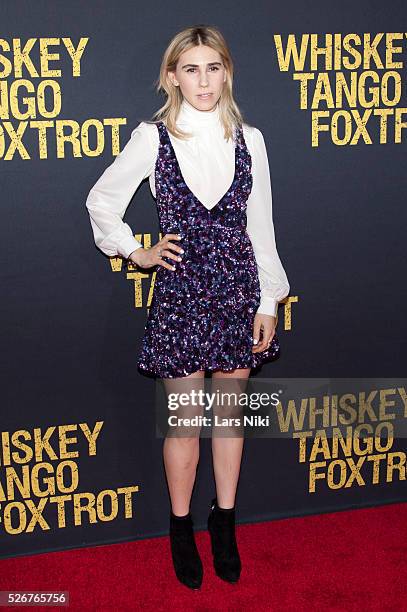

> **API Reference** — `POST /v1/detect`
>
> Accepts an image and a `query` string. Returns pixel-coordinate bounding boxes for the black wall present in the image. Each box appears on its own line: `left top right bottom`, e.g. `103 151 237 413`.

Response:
1 0 406 558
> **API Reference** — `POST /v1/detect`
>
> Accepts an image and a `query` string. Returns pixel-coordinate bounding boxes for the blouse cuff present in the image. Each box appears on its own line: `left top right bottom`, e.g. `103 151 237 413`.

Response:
256 296 278 318
118 235 143 259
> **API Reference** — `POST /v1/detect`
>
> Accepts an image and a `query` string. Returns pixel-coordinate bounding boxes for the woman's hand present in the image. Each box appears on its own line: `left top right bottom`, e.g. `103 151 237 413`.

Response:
252 313 277 353
128 233 184 271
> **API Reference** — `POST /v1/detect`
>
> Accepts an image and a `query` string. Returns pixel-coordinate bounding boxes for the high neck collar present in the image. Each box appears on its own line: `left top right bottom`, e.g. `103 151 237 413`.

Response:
177 97 220 128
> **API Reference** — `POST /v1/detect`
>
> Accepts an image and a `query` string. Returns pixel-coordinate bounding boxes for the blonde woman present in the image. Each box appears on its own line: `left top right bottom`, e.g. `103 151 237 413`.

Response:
86 24 290 590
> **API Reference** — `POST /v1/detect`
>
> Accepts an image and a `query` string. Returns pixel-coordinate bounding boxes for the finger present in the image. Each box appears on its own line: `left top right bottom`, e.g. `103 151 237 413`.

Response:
253 338 270 353
253 326 274 352
157 259 177 271
164 233 183 249
252 337 268 353
252 319 262 347
158 248 182 263
165 240 185 256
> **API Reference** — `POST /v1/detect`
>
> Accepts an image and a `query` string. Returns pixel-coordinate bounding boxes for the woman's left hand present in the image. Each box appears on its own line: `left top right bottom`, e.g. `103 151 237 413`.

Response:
252 313 276 353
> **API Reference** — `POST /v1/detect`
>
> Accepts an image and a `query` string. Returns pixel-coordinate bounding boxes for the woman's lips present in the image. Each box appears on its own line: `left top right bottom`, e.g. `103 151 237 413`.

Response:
197 93 212 99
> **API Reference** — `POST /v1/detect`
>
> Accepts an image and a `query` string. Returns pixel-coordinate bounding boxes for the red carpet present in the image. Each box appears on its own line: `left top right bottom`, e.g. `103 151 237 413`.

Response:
1 502 406 611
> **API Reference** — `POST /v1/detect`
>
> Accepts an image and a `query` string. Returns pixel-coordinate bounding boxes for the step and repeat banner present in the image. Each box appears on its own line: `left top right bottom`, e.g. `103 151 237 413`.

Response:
2 0 407 559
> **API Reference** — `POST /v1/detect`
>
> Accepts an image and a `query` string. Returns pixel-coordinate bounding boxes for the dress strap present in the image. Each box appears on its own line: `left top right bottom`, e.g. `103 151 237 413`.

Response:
234 123 243 146
156 120 169 145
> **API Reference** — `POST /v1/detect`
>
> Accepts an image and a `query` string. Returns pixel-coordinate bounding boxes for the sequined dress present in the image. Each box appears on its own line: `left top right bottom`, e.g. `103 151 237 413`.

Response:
137 121 280 378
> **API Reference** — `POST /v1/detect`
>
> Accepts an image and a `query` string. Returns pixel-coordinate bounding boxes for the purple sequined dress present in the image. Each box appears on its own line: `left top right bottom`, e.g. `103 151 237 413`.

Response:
137 121 280 378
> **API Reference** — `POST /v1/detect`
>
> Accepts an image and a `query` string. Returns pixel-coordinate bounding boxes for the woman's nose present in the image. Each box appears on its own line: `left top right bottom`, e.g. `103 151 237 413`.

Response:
199 72 209 87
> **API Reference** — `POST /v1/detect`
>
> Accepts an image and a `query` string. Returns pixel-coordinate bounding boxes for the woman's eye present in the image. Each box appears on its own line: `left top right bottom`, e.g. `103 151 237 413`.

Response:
186 66 220 73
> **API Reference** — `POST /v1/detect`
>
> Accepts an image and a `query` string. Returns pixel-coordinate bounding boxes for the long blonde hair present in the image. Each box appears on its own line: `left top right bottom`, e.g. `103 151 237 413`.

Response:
150 25 245 141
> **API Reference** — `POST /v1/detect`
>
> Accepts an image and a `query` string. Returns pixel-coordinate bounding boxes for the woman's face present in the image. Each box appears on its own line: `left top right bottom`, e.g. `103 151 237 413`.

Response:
168 44 227 111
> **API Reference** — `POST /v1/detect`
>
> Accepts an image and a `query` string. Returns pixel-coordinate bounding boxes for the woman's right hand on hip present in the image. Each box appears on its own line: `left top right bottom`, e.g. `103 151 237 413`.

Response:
128 233 184 271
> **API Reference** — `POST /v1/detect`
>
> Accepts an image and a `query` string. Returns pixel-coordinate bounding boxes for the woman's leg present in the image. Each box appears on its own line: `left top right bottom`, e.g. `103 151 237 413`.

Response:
162 370 206 516
210 367 251 509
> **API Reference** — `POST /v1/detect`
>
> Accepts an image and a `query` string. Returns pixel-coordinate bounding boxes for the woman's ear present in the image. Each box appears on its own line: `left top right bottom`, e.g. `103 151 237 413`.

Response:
168 71 179 87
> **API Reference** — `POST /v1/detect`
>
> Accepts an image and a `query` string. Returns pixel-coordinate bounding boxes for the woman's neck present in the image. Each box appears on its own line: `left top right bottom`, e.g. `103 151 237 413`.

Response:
177 97 220 127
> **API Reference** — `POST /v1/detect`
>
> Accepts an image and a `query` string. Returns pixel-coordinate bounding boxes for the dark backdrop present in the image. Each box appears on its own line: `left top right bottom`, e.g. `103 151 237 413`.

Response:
1 0 407 559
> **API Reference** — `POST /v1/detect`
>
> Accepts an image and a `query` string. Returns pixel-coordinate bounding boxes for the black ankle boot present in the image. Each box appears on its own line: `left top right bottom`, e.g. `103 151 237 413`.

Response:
169 510 203 590
207 497 241 583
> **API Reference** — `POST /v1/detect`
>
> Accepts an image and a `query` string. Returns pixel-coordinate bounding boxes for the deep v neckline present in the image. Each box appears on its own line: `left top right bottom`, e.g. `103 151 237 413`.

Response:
160 122 239 213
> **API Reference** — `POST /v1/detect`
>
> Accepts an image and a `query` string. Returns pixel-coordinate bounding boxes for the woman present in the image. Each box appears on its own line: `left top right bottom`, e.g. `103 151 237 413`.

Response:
86 25 290 590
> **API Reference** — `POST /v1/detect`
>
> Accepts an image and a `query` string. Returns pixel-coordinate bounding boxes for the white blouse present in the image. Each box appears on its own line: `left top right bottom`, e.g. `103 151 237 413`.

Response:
85 98 290 317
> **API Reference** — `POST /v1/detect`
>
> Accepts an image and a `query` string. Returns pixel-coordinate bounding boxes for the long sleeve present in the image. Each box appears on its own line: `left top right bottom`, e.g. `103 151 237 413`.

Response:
246 127 290 317
85 121 156 259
